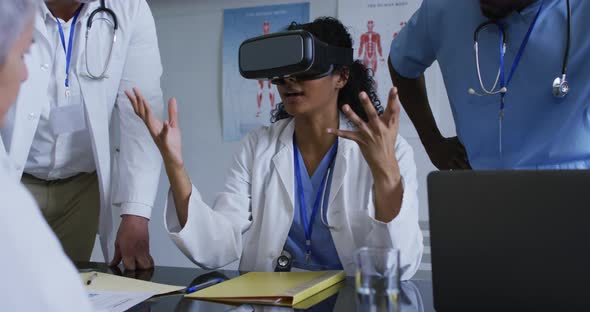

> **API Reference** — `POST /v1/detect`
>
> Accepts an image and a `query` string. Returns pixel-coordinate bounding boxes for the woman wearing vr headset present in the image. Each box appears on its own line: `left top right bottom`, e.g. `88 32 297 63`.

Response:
127 17 423 279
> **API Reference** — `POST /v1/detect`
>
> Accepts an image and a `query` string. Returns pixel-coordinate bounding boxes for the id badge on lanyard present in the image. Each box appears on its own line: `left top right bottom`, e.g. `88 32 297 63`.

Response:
55 5 84 101
293 136 338 264
51 6 86 135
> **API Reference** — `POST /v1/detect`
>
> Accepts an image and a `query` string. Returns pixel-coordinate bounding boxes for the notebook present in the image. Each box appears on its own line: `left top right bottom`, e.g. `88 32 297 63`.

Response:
80 271 185 295
185 271 346 307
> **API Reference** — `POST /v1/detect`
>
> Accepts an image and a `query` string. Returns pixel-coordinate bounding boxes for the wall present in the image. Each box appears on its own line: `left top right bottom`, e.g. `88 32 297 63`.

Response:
92 0 456 270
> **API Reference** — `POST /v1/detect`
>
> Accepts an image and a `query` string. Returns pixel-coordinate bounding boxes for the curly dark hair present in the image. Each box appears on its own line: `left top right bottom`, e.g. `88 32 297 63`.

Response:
270 17 383 123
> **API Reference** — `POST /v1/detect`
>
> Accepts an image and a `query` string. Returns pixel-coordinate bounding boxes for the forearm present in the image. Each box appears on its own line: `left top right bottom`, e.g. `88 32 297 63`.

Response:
164 162 192 228
115 115 162 217
372 162 404 223
388 59 441 145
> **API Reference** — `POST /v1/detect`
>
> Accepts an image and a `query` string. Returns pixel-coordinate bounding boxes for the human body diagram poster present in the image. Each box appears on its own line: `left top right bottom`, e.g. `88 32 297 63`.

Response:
223 3 310 141
338 0 442 138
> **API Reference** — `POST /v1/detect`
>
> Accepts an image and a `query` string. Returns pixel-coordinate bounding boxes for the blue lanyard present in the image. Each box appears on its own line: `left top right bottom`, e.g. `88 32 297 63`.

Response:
498 1 545 111
54 5 84 94
293 136 338 263
496 1 544 158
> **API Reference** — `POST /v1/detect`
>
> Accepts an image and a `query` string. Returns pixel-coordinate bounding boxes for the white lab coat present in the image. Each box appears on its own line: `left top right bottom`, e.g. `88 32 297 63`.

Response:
165 115 424 280
0 0 164 259
0 158 94 311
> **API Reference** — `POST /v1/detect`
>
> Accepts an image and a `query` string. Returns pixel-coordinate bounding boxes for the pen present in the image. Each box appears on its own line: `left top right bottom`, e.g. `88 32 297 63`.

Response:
185 278 223 294
86 272 98 285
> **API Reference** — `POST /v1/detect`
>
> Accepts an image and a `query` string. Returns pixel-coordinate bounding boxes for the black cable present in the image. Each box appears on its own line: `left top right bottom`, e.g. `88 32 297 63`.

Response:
562 0 571 76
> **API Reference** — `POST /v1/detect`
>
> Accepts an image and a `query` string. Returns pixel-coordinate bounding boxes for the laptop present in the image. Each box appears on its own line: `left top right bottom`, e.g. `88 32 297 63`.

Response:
427 170 590 312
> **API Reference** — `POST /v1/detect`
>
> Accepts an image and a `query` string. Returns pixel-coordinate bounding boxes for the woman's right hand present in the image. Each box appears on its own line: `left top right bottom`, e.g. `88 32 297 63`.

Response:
126 88 184 169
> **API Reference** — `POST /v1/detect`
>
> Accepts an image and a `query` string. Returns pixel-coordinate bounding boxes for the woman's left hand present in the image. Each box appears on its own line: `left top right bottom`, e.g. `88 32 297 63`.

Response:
328 87 401 184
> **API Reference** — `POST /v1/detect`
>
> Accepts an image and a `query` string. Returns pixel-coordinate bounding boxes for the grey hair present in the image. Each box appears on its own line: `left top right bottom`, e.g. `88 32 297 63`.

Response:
0 0 36 65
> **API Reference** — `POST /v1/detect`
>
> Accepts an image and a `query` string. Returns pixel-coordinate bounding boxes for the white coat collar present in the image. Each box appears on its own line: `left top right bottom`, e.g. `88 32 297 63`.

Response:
276 112 357 150
34 1 99 50
38 1 99 21
34 3 51 47
0 154 12 173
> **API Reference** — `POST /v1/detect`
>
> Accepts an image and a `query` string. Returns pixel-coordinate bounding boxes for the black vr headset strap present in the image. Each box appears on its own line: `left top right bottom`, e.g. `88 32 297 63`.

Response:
312 36 354 67
325 45 354 66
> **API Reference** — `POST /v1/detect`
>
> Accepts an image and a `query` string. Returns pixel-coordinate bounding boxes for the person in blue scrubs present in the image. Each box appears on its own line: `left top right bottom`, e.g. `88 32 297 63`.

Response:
390 0 590 170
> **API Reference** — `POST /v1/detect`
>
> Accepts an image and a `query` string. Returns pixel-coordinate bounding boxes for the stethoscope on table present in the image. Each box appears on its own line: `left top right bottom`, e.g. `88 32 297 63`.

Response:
467 0 571 154
54 0 118 96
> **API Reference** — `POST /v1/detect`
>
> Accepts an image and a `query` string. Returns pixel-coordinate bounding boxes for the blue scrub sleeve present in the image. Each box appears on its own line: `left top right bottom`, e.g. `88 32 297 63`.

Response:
389 0 437 79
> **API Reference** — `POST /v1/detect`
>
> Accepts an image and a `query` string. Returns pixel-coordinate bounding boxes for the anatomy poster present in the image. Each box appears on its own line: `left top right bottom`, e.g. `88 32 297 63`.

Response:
222 3 310 141
339 0 438 138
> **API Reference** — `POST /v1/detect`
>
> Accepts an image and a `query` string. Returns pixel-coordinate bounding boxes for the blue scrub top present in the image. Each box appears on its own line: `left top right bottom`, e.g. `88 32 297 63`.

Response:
390 0 590 169
283 142 343 271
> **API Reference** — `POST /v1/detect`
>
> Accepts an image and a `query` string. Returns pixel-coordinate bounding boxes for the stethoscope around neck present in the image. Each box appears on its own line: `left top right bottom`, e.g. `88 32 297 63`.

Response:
83 0 118 79
293 137 338 231
275 171 336 272
319 166 336 230
468 0 571 98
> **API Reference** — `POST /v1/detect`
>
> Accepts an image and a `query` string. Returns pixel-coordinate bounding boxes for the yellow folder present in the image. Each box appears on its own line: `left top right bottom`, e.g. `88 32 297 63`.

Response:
185 271 346 307
292 280 345 310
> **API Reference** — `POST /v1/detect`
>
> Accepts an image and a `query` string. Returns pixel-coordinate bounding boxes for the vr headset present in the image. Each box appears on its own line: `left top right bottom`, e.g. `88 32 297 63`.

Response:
239 30 354 84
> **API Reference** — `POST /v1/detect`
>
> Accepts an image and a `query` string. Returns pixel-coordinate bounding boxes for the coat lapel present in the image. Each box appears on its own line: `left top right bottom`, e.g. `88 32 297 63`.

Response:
272 119 296 214
1 9 53 176
327 114 355 209
271 115 356 217
79 74 113 260
76 13 114 258
33 6 50 48
7 54 49 176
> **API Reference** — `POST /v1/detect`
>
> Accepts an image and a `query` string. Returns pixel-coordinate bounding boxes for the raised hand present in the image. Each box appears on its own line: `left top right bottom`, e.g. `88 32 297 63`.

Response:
328 88 404 222
328 88 402 181
126 88 192 228
125 88 184 169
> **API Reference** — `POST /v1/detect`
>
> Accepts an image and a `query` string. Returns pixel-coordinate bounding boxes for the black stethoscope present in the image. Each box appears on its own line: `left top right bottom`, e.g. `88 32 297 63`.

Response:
469 0 571 98
83 0 118 79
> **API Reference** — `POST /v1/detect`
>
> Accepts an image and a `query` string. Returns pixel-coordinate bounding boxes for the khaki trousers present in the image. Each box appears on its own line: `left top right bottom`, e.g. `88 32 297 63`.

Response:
21 172 101 262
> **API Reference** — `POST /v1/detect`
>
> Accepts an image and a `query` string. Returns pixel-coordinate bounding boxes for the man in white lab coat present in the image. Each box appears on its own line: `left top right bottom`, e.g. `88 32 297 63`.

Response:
0 0 94 310
0 0 164 269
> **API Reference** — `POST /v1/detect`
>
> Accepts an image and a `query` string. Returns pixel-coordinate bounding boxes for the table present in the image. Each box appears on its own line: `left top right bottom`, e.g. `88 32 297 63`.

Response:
77 262 435 312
